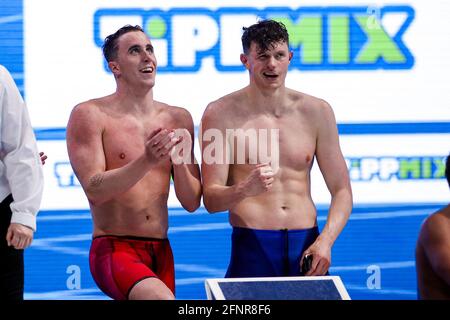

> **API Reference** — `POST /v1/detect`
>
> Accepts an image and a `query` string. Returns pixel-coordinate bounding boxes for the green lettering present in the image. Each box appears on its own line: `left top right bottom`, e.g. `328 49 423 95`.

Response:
433 158 446 178
329 15 349 63
354 15 406 63
274 16 322 64
399 159 420 179
422 158 432 178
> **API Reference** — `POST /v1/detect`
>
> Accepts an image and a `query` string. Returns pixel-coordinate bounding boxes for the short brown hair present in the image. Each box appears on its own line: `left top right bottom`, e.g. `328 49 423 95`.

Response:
102 25 144 62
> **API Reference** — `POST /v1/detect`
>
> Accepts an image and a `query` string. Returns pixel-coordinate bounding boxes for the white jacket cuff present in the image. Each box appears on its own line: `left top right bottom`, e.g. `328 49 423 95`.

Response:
10 211 37 232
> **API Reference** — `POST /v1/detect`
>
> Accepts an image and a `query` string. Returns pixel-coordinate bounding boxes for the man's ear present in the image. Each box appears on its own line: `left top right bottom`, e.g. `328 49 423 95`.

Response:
289 51 293 62
240 53 249 69
108 61 120 75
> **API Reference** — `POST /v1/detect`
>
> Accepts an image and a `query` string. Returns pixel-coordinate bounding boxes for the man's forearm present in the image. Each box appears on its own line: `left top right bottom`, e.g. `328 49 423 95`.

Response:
85 155 152 206
317 188 353 246
172 163 201 212
203 183 247 213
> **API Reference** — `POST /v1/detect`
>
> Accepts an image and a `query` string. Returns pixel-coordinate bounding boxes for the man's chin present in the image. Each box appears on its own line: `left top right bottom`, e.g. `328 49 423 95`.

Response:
263 81 282 89
142 78 156 87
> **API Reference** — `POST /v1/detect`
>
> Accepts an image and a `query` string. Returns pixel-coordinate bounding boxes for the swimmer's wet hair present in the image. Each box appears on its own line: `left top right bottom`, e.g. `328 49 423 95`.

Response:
241 19 290 54
103 25 144 62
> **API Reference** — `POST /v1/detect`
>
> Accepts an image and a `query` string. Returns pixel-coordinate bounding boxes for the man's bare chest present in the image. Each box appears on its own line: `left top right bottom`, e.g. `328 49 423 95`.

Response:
101 116 176 168
227 115 316 168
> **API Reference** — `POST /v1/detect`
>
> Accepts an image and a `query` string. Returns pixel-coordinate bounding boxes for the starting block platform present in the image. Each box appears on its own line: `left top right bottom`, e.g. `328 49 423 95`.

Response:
205 276 351 300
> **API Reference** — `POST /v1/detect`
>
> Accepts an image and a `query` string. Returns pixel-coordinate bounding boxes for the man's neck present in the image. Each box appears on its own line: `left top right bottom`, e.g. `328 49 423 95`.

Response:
115 84 155 114
246 84 288 114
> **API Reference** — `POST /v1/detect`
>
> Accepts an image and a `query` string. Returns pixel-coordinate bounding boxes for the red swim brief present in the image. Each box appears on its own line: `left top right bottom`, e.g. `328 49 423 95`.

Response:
89 235 175 300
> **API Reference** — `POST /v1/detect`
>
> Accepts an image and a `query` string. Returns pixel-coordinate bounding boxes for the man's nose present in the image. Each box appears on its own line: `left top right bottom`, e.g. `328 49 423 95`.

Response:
142 52 150 61
142 50 153 62
266 56 276 69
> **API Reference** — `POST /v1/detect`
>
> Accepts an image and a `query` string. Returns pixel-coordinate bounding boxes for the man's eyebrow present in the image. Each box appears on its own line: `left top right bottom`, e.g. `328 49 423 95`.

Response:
127 44 140 51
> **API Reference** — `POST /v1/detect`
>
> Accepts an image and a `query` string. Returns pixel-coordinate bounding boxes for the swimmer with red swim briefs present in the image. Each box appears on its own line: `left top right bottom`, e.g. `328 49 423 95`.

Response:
66 25 201 300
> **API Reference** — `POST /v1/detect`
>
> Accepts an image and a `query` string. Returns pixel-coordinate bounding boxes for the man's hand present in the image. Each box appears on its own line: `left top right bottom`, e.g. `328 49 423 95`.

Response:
240 164 275 197
300 238 332 276
6 223 34 250
145 128 182 164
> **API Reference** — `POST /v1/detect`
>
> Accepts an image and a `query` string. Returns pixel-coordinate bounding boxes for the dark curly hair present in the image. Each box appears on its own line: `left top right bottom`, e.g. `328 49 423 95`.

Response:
241 19 289 54
102 25 144 62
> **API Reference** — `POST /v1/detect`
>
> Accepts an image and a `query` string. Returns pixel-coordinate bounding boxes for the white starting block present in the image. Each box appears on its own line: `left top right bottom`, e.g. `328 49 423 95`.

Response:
205 276 351 300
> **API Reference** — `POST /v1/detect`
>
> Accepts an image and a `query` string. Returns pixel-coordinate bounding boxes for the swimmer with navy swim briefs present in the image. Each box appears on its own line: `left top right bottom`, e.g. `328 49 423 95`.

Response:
226 226 320 277
66 25 201 300
200 19 353 277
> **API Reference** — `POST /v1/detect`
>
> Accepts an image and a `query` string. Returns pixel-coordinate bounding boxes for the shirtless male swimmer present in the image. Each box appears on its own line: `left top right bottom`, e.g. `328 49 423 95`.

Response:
200 20 353 278
66 25 201 300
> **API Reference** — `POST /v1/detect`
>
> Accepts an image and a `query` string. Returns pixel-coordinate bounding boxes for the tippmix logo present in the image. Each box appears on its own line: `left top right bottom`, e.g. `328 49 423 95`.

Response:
347 156 447 182
93 5 415 72
54 155 446 189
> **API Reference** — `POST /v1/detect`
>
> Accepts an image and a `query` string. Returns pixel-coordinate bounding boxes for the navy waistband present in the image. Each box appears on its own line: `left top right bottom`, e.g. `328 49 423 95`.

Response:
232 225 319 235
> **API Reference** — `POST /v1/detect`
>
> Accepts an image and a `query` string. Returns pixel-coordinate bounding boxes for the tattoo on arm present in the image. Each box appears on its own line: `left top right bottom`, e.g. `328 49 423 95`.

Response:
89 174 104 188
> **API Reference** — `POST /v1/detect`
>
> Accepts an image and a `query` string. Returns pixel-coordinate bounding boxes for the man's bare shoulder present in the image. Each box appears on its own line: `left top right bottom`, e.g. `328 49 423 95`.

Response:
67 96 117 135
155 101 194 127
203 89 245 120
164 103 192 119
70 96 112 120
289 88 329 106
287 88 333 118
425 206 450 229
419 205 450 245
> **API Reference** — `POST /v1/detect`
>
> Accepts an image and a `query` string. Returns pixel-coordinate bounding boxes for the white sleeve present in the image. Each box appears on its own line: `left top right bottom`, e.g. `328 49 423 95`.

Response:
0 65 43 231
